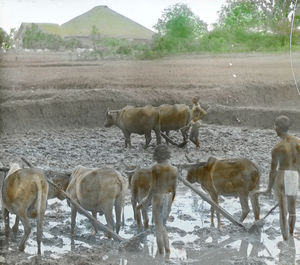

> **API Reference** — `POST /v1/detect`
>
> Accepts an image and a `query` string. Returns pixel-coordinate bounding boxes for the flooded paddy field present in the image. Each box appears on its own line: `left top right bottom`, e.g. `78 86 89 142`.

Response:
0 124 300 264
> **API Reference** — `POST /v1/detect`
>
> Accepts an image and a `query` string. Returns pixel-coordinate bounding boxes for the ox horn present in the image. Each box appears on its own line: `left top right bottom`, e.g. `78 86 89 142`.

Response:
184 153 205 166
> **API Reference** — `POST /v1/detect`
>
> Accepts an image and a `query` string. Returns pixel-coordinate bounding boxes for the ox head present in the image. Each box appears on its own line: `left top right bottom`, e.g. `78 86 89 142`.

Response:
186 157 216 184
104 108 118 127
47 172 70 200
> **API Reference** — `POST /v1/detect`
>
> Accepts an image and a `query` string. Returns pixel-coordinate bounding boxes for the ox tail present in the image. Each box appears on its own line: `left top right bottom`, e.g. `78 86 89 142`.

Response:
249 162 260 192
33 175 48 219
116 174 128 231
33 174 48 254
249 169 261 221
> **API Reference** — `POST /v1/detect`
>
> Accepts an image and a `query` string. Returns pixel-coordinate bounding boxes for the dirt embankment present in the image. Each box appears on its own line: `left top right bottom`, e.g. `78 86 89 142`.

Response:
1 50 300 133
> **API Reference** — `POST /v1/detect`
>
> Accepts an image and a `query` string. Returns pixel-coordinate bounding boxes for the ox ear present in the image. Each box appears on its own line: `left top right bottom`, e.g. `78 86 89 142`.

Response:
206 157 217 169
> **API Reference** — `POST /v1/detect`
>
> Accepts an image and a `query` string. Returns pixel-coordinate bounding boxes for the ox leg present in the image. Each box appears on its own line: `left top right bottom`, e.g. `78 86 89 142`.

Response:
71 206 77 237
144 132 152 149
36 209 46 255
180 126 189 143
141 205 149 230
239 195 250 222
12 216 19 236
250 193 260 221
131 191 142 230
18 213 31 252
3 208 10 239
154 127 161 145
115 194 123 234
210 193 219 228
124 132 131 148
92 211 98 235
164 131 170 145
102 201 114 237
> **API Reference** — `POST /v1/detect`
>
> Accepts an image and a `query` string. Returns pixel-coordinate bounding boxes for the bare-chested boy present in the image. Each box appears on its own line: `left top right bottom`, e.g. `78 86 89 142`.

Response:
189 97 206 147
136 145 177 256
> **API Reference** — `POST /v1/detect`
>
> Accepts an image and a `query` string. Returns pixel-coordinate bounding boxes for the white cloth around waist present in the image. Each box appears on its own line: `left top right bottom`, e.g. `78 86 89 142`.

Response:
284 170 299 196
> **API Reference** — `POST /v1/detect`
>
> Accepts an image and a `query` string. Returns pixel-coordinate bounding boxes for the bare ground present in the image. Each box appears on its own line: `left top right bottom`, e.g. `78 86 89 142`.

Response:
0 50 300 264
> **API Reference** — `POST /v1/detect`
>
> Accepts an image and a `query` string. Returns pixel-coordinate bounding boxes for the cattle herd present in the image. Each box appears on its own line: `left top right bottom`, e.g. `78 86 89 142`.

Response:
1 99 299 258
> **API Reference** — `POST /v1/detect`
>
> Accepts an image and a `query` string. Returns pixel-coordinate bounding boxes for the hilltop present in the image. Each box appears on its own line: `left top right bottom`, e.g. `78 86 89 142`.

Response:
60 6 154 40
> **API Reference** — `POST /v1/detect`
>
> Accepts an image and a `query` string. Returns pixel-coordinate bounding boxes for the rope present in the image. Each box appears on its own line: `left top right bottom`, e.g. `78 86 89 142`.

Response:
290 0 300 95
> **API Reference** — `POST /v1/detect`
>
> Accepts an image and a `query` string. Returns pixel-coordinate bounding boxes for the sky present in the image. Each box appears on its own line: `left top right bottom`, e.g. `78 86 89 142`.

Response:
0 0 226 34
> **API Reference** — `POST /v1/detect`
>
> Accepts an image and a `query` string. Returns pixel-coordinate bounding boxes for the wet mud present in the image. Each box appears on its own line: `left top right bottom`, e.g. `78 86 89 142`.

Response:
0 124 300 264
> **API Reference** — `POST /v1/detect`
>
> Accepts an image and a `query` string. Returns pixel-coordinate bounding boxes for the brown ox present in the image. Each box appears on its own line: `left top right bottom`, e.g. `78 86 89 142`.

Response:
104 105 161 148
186 157 260 228
66 166 127 236
1 163 48 254
158 104 206 143
128 167 152 230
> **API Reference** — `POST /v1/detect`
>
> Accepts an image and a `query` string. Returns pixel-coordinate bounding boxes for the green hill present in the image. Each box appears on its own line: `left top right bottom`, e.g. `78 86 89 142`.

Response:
60 6 154 40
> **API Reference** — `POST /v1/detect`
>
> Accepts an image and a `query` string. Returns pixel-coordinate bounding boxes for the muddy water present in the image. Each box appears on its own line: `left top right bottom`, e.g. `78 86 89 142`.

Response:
0 124 300 264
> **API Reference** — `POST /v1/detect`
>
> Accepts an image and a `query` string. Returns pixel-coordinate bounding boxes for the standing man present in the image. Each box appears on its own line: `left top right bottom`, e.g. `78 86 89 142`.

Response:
136 145 177 257
262 115 299 240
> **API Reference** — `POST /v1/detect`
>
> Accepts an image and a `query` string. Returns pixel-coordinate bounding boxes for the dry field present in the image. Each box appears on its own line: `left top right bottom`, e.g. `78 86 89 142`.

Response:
1 50 300 132
0 50 300 265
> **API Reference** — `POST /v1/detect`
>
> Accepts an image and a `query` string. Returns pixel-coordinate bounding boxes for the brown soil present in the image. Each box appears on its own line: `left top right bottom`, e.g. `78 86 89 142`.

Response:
1 50 300 133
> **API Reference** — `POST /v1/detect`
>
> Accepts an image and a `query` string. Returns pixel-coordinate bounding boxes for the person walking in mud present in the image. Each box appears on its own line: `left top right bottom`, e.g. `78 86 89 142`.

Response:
189 96 206 148
259 115 299 241
136 145 177 257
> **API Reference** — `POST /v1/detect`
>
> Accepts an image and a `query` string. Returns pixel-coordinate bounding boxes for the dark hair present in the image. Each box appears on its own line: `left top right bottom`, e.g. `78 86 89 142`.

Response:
153 144 171 163
274 115 290 133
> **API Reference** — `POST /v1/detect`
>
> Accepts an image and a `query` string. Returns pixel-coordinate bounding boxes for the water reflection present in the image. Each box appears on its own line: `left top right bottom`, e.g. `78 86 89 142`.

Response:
278 237 296 265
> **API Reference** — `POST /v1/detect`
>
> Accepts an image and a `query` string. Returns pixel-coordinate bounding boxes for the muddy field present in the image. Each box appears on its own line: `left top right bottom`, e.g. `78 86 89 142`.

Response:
1 125 300 264
0 50 300 264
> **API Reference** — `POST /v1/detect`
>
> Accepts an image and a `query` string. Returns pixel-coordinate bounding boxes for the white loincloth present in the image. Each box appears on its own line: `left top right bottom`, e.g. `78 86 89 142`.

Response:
284 170 299 196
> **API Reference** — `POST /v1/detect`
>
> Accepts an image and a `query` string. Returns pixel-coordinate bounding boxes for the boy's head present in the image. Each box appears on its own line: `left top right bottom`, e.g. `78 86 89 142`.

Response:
153 144 171 163
274 115 290 135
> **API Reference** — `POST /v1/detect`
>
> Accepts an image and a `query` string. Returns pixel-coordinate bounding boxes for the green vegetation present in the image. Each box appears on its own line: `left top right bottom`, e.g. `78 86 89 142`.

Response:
22 24 81 50
143 0 300 58
0 28 16 50
4 1 300 58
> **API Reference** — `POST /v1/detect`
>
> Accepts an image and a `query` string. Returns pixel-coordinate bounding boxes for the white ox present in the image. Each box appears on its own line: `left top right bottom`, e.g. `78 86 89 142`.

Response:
1 163 48 254
66 166 127 236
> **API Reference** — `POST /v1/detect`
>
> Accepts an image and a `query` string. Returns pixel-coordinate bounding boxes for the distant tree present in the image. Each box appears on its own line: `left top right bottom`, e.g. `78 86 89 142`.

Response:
0 27 16 50
218 1 263 32
153 3 208 52
90 25 101 50
22 23 81 50
216 0 299 47
219 0 298 34
0 27 8 48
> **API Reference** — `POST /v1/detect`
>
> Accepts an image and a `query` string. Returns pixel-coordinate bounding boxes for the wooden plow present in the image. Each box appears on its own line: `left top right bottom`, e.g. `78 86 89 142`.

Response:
178 174 279 232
